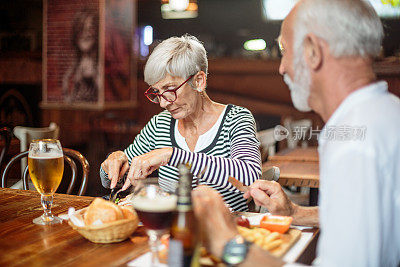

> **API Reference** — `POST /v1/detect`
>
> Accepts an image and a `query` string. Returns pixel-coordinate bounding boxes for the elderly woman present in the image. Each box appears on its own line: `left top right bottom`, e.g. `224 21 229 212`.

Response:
100 35 261 211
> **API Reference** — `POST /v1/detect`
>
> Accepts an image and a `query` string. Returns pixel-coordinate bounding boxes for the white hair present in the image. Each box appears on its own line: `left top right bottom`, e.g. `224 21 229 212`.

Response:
294 0 384 58
144 34 208 86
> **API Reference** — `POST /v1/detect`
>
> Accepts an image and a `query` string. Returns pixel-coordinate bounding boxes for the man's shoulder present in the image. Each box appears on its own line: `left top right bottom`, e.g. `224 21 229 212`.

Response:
325 90 400 158
348 90 400 130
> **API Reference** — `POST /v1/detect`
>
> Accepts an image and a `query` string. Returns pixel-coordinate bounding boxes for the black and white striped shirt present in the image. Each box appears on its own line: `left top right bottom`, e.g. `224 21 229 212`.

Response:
100 104 262 211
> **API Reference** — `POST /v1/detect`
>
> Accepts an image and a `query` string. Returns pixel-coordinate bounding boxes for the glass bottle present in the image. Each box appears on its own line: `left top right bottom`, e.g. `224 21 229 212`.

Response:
168 164 197 267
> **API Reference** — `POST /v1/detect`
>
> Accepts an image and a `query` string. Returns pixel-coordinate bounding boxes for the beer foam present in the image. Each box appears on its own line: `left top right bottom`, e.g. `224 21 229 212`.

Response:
28 152 63 159
132 195 177 212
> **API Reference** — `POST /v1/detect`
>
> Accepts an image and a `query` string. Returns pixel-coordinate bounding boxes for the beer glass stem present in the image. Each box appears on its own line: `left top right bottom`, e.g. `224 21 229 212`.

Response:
41 194 54 221
147 229 162 266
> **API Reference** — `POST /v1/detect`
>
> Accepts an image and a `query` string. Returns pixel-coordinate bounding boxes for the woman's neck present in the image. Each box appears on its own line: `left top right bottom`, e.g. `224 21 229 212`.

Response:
180 93 224 134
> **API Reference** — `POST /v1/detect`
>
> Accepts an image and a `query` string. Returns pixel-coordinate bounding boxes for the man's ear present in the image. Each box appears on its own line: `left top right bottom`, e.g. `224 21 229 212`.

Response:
303 33 323 71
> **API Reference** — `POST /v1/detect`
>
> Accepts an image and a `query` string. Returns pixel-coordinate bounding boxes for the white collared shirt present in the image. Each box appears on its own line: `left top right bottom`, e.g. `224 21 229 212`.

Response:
317 81 400 266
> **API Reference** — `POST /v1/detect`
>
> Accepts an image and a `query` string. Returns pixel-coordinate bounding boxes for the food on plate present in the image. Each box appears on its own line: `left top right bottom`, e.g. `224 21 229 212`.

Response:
84 198 136 226
199 247 222 265
260 215 293 234
237 225 283 251
200 224 286 265
235 215 251 228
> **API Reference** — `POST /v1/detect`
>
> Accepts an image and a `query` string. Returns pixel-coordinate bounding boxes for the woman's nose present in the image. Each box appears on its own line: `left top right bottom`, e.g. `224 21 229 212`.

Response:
159 97 169 108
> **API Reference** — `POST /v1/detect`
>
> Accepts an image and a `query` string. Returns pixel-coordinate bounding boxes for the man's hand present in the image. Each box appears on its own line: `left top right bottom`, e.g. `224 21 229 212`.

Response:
244 180 319 227
101 151 129 189
192 186 238 258
243 180 295 216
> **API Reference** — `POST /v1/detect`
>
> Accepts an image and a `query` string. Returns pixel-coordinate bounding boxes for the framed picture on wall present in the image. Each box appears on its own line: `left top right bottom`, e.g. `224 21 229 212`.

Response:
42 0 137 109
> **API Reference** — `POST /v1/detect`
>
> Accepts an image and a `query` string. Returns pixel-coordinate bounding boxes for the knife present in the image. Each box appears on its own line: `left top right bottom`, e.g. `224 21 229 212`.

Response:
228 176 249 194
109 187 123 203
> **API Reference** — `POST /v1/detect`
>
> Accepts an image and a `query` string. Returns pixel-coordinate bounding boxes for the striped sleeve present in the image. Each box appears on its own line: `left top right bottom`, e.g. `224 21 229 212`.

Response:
124 115 158 162
168 108 261 189
99 115 158 187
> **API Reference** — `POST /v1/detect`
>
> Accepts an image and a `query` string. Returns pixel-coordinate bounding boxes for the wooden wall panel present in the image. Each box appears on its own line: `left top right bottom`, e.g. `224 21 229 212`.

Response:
0 54 42 84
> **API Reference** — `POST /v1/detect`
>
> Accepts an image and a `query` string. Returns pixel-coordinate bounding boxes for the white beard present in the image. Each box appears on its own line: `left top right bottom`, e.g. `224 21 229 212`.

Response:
283 53 312 112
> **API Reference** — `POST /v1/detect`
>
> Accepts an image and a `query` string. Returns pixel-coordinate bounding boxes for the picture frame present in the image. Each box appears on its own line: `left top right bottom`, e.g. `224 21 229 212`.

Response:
42 0 137 110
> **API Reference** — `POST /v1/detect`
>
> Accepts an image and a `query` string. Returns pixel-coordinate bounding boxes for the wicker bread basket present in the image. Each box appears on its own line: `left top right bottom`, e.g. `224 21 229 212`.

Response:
68 208 140 243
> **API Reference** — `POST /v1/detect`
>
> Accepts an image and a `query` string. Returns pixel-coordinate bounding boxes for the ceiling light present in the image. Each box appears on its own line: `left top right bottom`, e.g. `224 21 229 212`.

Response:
244 39 267 51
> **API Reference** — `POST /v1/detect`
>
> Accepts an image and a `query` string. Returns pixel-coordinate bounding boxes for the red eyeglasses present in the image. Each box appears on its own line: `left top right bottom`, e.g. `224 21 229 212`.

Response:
144 74 195 104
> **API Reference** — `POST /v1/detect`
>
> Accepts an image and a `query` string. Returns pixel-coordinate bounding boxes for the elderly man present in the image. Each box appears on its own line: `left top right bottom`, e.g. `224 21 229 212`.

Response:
192 0 400 266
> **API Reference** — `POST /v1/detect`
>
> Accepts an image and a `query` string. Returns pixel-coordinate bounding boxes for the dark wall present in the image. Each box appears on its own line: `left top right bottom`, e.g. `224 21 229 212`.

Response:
138 0 400 57
139 0 282 57
382 20 400 56
0 0 42 52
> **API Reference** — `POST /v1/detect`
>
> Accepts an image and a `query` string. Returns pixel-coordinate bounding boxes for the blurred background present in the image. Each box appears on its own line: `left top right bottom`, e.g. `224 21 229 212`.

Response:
1 0 399 197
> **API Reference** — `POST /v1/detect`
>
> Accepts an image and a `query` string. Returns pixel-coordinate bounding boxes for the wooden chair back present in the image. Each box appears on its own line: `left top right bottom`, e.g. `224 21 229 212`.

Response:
13 123 60 179
283 118 312 149
0 127 12 171
1 148 89 196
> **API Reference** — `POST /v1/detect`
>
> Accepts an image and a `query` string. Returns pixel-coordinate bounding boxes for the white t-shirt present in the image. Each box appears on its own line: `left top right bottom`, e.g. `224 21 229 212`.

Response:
175 106 227 152
317 81 400 266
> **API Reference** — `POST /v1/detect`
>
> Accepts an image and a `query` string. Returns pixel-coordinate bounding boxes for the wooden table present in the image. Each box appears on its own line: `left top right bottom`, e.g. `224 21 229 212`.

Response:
269 147 319 163
263 147 319 188
0 188 319 266
0 188 149 267
263 147 320 205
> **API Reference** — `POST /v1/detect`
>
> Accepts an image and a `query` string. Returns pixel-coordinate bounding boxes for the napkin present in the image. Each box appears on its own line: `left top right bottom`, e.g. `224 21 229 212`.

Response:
127 244 167 267
68 207 85 227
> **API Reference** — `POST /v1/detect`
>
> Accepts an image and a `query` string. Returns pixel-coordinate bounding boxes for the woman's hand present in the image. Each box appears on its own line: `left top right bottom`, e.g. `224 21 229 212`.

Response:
124 147 173 190
101 151 129 189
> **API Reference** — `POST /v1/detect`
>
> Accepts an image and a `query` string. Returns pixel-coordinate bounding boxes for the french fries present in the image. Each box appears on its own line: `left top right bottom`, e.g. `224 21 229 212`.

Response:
237 225 283 251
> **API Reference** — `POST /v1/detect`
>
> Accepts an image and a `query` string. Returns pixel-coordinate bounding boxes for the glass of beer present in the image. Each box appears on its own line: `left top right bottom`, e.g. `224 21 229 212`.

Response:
131 179 177 266
28 139 64 225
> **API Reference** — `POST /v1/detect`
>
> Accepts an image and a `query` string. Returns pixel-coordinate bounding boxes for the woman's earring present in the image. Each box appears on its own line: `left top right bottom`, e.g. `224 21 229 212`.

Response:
196 87 202 92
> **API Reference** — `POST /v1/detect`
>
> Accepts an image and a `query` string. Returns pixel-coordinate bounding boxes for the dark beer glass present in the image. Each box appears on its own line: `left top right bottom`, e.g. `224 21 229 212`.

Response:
132 180 177 266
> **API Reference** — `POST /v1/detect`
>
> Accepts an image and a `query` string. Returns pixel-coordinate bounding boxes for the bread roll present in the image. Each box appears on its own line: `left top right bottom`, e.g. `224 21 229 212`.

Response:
84 198 124 225
120 206 137 220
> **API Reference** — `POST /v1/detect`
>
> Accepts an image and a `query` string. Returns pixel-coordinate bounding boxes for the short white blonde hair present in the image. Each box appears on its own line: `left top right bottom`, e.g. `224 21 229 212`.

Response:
144 34 208 86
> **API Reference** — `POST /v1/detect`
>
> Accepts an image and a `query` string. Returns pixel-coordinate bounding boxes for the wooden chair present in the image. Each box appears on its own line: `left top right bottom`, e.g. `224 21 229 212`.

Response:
1 148 89 196
0 127 12 171
13 122 60 152
0 89 34 128
256 128 276 162
261 166 280 182
248 166 280 212
283 118 312 149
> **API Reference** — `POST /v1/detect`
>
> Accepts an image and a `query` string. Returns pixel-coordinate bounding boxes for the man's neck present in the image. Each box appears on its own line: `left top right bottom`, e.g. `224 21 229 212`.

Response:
317 57 376 122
